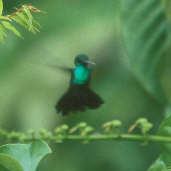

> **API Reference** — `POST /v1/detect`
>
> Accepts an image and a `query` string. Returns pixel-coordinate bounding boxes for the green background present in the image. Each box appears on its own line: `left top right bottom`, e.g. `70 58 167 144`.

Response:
1 0 170 170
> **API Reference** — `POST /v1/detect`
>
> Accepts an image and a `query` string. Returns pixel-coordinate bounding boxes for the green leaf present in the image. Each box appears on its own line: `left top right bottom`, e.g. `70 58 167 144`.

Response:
0 154 23 171
147 114 171 170
0 16 11 21
158 115 171 167
0 23 6 42
23 6 33 31
15 12 37 34
12 14 28 29
122 0 169 104
33 19 41 27
1 21 22 38
0 23 7 37
0 164 10 171
147 158 167 171
0 0 3 16
0 140 52 171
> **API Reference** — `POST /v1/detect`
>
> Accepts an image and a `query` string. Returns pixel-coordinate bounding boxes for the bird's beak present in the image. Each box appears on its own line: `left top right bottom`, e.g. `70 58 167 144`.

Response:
84 60 96 66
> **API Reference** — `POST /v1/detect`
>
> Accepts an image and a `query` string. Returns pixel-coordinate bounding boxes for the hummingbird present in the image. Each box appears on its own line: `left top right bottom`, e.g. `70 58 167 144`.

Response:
56 54 104 115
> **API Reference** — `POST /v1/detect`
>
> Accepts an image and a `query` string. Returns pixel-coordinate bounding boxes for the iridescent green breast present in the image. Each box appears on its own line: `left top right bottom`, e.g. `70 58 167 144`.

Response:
72 65 90 85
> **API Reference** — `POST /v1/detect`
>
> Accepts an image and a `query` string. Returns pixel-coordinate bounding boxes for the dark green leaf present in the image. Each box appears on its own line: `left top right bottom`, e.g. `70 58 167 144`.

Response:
158 115 171 167
0 164 10 171
122 0 169 104
147 157 167 171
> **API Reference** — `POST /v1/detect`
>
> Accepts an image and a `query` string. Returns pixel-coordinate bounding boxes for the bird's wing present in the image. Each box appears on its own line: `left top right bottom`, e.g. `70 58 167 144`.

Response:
47 64 73 74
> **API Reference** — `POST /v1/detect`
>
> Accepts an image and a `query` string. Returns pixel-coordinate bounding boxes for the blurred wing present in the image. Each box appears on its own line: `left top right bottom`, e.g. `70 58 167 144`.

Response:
88 65 95 71
47 64 73 74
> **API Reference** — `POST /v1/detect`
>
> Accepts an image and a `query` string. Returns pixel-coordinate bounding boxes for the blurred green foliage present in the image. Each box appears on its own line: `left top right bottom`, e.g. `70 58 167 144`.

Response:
0 0 171 171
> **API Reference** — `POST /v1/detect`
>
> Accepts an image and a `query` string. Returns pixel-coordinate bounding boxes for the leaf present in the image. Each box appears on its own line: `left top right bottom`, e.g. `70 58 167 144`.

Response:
0 23 7 42
158 115 171 167
0 23 7 37
122 0 170 104
0 0 3 16
23 6 33 31
0 154 23 171
147 158 167 171
0 4 40 42
0 140 52 171
15 12 38 34
12 14 28 29
33 19 41 27
0 16 11 21
1 21 22 38
147 114 171 170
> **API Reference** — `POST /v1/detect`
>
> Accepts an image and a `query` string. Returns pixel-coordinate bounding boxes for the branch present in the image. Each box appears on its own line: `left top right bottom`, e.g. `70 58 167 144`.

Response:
1 130 171 144
59 134 171 143
6 5 43 18
0 119 170 144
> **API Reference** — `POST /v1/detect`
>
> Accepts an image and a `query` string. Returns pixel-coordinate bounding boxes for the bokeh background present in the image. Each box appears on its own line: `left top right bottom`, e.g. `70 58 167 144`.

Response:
1 0 170 170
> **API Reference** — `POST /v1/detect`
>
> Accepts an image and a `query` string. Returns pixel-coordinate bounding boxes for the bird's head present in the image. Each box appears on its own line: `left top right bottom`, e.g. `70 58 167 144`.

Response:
74 54 96 67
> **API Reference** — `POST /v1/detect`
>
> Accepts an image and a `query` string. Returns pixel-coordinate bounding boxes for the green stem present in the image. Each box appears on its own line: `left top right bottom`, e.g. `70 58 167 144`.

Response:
19 134 171 144
64 134 171 143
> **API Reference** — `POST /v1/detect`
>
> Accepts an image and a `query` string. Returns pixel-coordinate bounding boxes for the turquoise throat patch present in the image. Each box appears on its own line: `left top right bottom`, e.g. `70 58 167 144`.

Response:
73 65 90 84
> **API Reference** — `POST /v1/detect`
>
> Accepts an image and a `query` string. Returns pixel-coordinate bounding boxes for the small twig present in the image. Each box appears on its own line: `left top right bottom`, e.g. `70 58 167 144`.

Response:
6 5 43 19
1 130 171 144
0 119 168 144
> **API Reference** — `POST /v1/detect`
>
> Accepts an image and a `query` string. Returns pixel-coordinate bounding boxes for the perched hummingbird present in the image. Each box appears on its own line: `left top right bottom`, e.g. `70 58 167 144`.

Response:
56 54 104 115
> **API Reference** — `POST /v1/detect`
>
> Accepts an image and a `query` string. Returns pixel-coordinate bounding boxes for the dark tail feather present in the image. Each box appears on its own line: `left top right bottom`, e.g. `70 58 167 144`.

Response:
56 85 104 115
85 88 104 109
